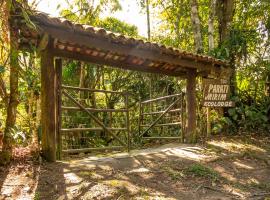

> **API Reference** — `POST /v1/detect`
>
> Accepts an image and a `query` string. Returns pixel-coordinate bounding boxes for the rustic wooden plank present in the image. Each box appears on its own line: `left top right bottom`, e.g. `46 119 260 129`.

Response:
53 48 187 77
62 146 124 154
141 94 182 104
125 93 131 151
62 90 126 146
61 106 128 113
140 122 181 127
186 69 197 143
40 39 56 162
61 127 127 132
142 109 182 115
62 85 125 94
142 137 182 139
139 97 182 137
55 58 62 160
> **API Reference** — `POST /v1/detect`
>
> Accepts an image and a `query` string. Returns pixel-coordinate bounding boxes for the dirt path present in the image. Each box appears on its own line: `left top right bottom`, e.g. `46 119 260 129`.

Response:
1 136 270 199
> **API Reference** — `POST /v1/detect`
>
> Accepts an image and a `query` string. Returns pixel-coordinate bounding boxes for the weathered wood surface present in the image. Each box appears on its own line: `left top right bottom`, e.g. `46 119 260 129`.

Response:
62 85 125 94
62 146 124 154
139 97 182 137
140 122 181 127
142 109 181 115
186 69 197 143
142 137 182 140
55 58 62 159
62 90 126 146
141 94 182 104
41 41 56 162
61 128 127 132
61 106 128 113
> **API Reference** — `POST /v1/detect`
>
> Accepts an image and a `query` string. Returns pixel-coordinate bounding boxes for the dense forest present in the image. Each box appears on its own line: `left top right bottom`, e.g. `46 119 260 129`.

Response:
0 0 270 162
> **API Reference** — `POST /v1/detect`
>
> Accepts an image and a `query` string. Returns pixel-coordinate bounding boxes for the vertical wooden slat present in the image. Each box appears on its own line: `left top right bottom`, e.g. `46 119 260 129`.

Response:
186 69 197 143
181 92 185 142
55 58 62 159
41 40 56 162
138 100 142 137
125 93 130 151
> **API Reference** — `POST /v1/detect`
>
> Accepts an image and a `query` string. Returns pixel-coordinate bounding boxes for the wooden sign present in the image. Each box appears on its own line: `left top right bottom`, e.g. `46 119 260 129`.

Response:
203 79 235 107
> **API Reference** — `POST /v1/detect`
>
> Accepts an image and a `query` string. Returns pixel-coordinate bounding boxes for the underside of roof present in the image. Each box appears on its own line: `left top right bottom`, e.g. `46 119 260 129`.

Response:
12 7 230 77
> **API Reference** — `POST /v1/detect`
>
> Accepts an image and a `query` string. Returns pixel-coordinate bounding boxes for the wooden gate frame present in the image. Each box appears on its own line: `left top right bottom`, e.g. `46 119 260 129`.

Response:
57 84 130 156
138 93 185 141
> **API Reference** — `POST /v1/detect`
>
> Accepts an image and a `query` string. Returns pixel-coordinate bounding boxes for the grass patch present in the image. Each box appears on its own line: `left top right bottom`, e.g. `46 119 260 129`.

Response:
186 164 219 181
162 166 185 180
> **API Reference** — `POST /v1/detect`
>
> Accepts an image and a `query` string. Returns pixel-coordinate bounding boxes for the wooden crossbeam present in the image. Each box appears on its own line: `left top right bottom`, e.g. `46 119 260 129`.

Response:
139 97 182 138
62 90 126 147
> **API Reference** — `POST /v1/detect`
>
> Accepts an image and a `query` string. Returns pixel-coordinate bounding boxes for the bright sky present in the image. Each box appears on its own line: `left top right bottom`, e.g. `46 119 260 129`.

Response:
28 0 148 37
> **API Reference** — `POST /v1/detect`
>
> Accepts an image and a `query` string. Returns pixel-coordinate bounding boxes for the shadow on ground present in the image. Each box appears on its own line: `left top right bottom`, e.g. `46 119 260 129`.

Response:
1 136 270 199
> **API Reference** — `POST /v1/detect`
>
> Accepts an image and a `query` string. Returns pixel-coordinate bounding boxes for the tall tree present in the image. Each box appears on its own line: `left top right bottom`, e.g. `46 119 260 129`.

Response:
190 0 203 53
217 0 234 44
146 0 151 41
208 0 216 51
0 0 20 164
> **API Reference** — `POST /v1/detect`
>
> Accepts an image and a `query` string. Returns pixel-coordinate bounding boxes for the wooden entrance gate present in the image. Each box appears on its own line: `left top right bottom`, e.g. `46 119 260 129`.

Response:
58 85 130 155
139 93 186 141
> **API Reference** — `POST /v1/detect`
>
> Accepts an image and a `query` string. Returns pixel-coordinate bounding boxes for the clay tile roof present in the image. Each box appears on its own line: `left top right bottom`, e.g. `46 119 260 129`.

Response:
30 11 227 64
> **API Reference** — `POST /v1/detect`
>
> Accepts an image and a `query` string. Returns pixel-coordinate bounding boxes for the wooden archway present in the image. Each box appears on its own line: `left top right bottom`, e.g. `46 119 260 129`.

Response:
12 7 230 161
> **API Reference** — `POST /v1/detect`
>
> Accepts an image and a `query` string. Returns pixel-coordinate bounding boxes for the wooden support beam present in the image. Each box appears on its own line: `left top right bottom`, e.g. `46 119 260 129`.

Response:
139 97 182 137
53 49 186 77
40 40 56 162
55 58 62 160
61 106 128 113
141 93 182 104
62 90 126 146
142 137 182 140
33 22 217 70
186 69 197 143
62 85 125 94
142 108 181 115
141 122 181 127
62 146 124 154
61 127 127 132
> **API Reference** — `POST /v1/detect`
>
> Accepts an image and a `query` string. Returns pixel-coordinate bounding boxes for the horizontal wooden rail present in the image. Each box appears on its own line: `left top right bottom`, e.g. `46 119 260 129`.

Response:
62 85 126 94
61 127 127 132
142 109 181 115
142 137 182 139
61 106 128 112
141 122 181 127
62 146 124 154
141 93 182 104
62 90 126 146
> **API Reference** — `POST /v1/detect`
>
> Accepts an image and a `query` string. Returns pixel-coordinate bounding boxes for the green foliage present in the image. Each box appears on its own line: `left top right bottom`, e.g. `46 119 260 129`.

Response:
226 101 270 131
186 164 219 181
97 17 138 36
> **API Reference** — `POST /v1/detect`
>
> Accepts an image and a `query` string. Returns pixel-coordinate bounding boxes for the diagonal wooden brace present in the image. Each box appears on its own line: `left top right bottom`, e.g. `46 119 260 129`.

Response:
62 90 126 147
139 97 182 138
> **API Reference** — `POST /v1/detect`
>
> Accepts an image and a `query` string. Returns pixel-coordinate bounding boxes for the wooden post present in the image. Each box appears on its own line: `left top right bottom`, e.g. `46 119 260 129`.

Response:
55 58 62 160
206 107 211 137
125 93 130 151
40 41 57 162
181 92 185 142
186 69 197 143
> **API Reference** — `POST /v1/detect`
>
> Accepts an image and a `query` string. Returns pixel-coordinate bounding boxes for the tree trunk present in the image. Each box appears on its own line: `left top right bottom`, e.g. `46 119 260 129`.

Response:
190 0 203 54
208 0 216 51
146 0 151 41
78 62 85 101
1 1 19 164
217 0 234 43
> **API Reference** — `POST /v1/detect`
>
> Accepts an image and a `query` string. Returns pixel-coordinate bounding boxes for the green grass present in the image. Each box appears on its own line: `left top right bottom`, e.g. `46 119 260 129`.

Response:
186 164 219 181
162 166 185 180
